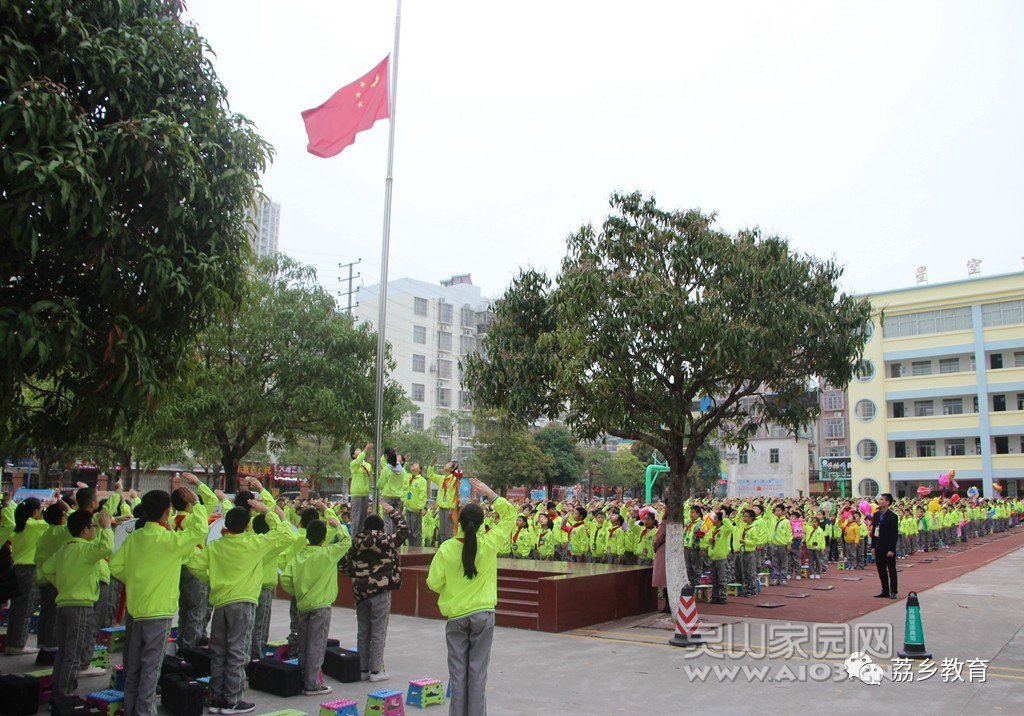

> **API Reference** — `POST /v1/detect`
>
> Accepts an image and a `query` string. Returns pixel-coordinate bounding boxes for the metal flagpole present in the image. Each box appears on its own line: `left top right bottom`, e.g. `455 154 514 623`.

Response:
372 0 402 511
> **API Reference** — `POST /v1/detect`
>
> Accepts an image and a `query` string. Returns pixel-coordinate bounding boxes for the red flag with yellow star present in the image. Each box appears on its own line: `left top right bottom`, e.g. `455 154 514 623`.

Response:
302 56 389 158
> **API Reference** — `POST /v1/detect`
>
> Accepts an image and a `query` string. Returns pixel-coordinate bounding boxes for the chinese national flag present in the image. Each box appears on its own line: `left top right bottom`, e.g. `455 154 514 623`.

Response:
301 56 390 158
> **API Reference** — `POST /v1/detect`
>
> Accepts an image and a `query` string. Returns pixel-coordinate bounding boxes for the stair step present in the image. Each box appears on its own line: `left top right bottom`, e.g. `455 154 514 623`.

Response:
497 597 539 610
497 586 539 598
498 575 544 586
495 608 539 630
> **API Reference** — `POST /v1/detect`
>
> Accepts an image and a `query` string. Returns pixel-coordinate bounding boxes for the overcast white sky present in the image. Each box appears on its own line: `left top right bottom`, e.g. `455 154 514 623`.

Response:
185 0 1023 301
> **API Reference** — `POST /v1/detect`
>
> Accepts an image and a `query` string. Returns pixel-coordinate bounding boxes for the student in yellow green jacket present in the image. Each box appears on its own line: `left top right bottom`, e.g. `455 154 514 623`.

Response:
349 442 374 536
110 488 209 716
426 479 514 716
705 510 734 604
189 499 293 714
634 509 658 565
804 517 826 578
426 458 460 543
41 509 113 696
379 448 408 531
683 506 705 585
423 504 438 547
402 462 429 547
34 500 71 657
590 510 610 563
564 507 591 562
735 509 763 596
607 513 627 564
6 496 47 655
173 473 220 653
280 515 353 695
510 516 535 559
535 514 557 560
768 504 792 586
248 510 297 662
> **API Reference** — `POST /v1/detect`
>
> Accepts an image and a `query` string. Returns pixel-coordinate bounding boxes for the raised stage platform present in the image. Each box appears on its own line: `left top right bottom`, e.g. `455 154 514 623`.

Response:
297 547 657 633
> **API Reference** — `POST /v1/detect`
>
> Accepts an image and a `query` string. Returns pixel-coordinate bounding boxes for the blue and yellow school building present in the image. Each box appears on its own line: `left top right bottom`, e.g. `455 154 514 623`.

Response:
849 271 1024 499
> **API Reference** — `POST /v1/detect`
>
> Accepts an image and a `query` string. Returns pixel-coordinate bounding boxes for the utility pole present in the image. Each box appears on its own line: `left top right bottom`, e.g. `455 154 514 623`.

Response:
338 259 361 314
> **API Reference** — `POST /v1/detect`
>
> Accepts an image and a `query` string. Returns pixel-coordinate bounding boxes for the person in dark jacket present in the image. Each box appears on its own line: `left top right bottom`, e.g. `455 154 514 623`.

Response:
340 502 408 682
871 493 900 599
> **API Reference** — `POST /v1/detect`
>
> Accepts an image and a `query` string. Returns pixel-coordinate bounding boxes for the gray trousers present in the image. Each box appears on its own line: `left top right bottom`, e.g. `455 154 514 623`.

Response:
210 601 255 707
738 551 758 595
350 496 369 538
123 615 172 716
37 583 59 650
356 591 391 673
405 510 423 547
382 497 403 534
81 581 110 668
769 546 789 584
808 549 824 574
249 586 274 662
710 558 727 601
445 610 495 716
53 605 95 696
103 578 121 627
844 542 858 568
8 565 38 648
178 567 209 651
684 547 702 585
296 606 331 690
438 508 454 542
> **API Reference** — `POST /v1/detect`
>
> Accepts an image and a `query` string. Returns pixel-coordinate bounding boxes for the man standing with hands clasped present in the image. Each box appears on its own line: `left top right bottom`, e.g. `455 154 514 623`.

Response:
871 493 900 600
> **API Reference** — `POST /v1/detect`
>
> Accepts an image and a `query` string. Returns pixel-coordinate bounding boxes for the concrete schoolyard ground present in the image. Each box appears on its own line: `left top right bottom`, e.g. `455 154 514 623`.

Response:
4 543 1023 715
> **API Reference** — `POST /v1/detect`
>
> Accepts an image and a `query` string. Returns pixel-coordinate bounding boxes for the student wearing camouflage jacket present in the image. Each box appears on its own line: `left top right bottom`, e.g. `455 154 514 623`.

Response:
340 503 409 682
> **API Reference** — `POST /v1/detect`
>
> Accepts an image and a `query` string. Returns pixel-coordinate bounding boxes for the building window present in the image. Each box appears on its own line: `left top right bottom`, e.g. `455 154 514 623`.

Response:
981 299 1024 327
824 418 846 437
945 439 965 457
414 297 428 316
857 439 878 462
461 307 475 329
892 401 905 418
916 440 936 458
411 383 425 402
459 390 472 409
854 400 876 422
459 335 476 354
438 359 453 380
939 358 960 374
438 331 453 352
1016 351 1024 368
894 441 907 458
890 363 904 378
826 446 847 457
973 396 979 413
942 398 963 415
770 425 788 438
911 361 933 376
739 449 748 465
995 436 1009 455
991 353 1004 370
974 437 981 454
458 420 473 439
882 306 973 337
859 479 880 497
856 361 875 381
1018 393 1024 411
437 387 452 408
914 400 934 417
413 325 427 344
439 302 453 324
412 354 426 373
823 391 844 411
411 413 424 430
769 449 780 464
993 395 1006 412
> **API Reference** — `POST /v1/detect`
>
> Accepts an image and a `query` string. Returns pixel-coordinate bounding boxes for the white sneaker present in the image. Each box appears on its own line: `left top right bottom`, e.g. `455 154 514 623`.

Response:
369 670 390 682
5 646 39 656
78 666 108 677
360 672 370 682
303 685 332 696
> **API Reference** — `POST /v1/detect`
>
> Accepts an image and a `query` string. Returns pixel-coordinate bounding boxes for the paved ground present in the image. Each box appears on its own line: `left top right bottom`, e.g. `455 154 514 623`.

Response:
3 539 1023 715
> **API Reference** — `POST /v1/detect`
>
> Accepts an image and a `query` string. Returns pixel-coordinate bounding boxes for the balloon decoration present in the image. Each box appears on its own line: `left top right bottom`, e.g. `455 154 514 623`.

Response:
937 470 960 495
967 486 979 498
858 499 872 517
927 496 941 513
917 485 932 497
950 493 961 503
993 482 1004 494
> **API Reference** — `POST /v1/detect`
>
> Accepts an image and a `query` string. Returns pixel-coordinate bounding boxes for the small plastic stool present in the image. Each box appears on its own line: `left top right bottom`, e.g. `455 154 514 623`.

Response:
320 699 360 716
726 583 742 597
406 679 444 708
110 663 125 691
693 584 712 603
26 668 53 705
98 626 127 652
85 689 124 716
837 562 846 571
92 646 111 670
800 564 809 579
263 639 290 660
366 689 404 716
197 676 212 706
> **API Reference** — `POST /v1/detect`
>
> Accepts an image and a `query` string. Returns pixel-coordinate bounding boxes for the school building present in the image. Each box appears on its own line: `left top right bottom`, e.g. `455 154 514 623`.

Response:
849 271 1024 499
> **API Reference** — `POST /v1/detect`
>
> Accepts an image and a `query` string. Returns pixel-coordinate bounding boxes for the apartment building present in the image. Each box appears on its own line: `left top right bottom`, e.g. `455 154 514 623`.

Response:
849 271 1024 498
247 194 280 258
355 275 493 459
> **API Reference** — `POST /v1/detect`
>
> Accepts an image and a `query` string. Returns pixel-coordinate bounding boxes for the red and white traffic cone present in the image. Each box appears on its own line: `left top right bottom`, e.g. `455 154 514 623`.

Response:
668 584 704 648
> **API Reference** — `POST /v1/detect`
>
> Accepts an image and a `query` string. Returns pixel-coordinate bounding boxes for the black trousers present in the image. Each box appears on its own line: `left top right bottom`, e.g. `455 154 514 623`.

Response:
875 551 897 595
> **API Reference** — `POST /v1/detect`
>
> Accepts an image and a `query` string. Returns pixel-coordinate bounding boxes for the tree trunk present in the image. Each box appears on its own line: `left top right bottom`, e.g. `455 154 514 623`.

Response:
664 461 692 621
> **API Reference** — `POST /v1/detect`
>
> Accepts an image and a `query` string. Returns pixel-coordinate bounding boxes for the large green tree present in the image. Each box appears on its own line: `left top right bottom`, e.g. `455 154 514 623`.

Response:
0 0 272 447
465 191 870 597
159 255 404 484
466 414 553 494
534 424 583 493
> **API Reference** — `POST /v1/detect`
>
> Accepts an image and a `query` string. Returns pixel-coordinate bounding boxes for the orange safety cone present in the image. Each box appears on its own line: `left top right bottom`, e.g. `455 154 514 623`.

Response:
668 584 704 648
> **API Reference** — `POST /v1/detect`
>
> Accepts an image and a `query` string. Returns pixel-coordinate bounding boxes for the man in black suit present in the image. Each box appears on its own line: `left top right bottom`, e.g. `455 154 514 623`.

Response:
871 493 900 599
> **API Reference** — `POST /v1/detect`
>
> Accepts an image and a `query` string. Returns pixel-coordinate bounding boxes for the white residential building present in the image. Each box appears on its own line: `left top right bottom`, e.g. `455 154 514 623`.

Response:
722 423 813 499
355 275 493 459
248 195 280 258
